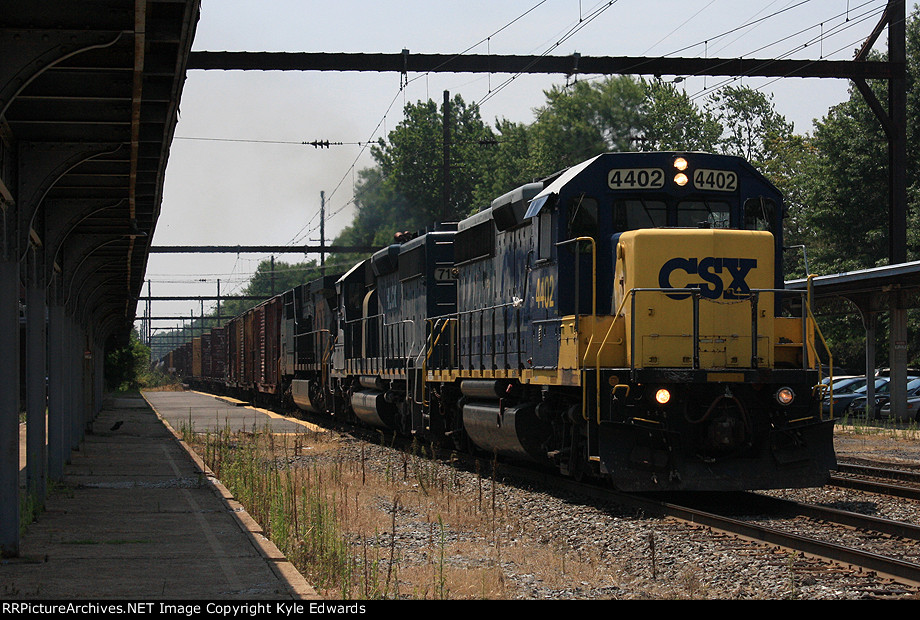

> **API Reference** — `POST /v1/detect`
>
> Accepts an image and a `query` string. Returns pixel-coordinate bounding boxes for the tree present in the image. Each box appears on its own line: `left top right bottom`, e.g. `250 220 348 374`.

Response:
707 86 794 166
371 94 497 226
638 80 721 152
758 132 821 279
471 118 540 209
219 258 323 319
529 80 610 173
105 330 152 391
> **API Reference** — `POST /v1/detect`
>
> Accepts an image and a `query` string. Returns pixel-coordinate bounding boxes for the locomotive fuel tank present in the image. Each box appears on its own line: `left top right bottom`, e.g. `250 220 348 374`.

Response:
350 389 397 429
459 380 552 461
291 379 320 413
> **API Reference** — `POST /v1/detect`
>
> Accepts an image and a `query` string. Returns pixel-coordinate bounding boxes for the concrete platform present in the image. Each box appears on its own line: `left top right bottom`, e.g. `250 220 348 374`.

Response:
2 391 320 600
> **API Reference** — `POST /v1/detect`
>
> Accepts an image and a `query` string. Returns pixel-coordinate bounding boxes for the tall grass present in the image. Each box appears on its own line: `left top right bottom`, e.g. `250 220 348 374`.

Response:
192 426 403 597
183 424 642 599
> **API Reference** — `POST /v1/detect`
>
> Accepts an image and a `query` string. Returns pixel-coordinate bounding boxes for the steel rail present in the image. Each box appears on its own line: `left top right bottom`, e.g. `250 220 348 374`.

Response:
830 469 920 502
492 462 920 587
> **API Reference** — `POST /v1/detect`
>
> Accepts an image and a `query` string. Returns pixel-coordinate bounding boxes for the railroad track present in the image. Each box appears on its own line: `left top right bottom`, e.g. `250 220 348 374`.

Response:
832 462 920 500
486 461 920 589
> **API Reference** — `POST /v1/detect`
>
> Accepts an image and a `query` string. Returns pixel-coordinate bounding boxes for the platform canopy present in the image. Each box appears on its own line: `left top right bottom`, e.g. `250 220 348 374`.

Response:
0 0 200 342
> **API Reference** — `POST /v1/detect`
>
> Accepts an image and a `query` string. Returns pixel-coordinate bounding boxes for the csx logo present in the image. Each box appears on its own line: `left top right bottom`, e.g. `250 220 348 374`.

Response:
658 257 757 300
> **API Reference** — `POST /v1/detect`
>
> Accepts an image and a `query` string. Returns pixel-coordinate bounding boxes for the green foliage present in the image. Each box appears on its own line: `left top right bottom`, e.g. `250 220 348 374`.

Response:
640 80 722 152
334 77 789 252
707 86 793 165
219 258 323 319
371 94 497 225
105 330 156 391
150 258 324 358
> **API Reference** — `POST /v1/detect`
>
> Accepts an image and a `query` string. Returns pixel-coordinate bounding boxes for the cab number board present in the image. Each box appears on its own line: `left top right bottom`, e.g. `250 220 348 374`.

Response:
608 168 664 190
693 169 738 192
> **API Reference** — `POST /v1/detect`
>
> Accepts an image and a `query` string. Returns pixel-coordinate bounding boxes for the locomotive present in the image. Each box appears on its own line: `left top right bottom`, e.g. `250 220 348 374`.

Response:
167 151 837 492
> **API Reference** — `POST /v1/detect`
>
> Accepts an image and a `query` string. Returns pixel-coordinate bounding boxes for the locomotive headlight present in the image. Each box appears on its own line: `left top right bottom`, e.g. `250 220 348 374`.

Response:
673 157 688 171
775 387 795 406
673 172 689 187
654 388 672 405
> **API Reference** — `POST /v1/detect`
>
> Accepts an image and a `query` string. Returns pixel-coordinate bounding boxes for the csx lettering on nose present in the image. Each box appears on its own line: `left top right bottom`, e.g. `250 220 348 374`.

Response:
658 257 758 299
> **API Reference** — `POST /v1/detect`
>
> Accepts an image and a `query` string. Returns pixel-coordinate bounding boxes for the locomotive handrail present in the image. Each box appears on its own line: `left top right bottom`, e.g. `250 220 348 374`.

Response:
556 236 597 335
628 288 703 375
321 331 336 393
746 288 825 380
584 285 642 423
558 236 597 428
806 274 834 420
418 317 454 407
434 300 523 372
577 285 827 425
626 287 817 374
383 317 415 368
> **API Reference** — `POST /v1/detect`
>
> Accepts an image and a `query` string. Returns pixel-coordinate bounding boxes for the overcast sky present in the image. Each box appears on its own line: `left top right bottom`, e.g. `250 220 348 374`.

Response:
142 0 895 335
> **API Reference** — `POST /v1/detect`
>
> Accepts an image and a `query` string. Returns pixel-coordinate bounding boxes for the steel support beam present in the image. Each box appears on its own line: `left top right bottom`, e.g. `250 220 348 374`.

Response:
188 51 895 80
887 1 908 420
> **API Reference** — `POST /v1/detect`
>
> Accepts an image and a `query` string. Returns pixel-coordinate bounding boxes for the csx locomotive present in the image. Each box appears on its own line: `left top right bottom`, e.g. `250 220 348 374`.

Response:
166 151 837 492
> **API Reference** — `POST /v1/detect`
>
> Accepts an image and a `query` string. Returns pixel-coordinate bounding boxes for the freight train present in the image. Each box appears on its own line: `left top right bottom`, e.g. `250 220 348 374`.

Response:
162 151 837 492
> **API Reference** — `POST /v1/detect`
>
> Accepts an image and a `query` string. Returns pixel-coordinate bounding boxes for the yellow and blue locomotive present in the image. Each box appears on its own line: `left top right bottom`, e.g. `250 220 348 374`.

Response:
422 151 835 491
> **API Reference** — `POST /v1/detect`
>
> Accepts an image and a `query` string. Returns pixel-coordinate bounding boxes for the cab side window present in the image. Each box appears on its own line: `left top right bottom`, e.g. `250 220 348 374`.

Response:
538 210 554 260
568 194 598 240
744 198 776 232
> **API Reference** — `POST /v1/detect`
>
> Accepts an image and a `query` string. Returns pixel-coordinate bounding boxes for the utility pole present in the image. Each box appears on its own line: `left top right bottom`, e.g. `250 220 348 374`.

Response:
147 280 152 345
442 90 451 222
320 191 325 276
270 255 275 296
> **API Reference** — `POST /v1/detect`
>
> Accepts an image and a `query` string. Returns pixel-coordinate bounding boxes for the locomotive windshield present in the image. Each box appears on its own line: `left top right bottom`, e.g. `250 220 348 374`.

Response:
676 200 731 228
613 199 667 231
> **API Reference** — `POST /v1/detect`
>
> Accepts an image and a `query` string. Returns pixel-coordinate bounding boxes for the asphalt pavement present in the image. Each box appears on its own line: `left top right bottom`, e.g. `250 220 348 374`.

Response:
3 390 321 600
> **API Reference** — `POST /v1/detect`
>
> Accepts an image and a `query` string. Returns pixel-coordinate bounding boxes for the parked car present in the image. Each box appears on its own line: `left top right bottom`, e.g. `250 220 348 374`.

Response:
834 377 893 418
822 376 871 416
844 377 917 419
878 377 920 422
821 374 860 385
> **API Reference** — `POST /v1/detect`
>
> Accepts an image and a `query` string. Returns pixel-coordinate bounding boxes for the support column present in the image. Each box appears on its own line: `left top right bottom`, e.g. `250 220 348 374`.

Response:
0 256 20 558
47 298 65 481
863 310 878 418
25 247 47 505
95 340 103 416
0 179 21 556
889 290 908 420
68 316 83 451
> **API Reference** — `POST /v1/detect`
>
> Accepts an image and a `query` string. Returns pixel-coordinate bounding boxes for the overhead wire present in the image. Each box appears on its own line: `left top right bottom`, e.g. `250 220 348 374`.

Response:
476 0 622 108
144 1 894 334
684 2 887 105
288 1 563 247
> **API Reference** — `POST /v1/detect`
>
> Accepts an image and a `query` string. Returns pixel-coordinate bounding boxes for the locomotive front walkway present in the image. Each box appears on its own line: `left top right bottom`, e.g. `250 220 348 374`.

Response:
3 390 320 600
